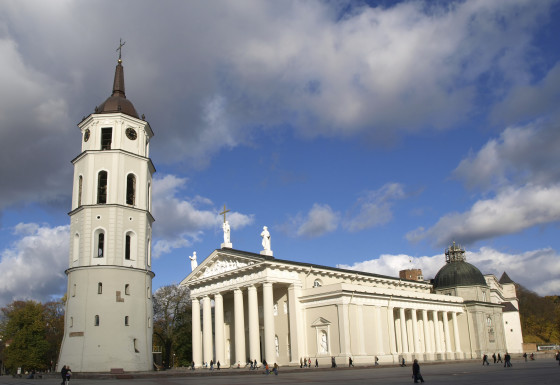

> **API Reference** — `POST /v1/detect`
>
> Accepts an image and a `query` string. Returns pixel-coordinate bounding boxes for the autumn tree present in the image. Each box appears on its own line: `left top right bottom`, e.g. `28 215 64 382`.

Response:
0 301 50 373
153 284 192 368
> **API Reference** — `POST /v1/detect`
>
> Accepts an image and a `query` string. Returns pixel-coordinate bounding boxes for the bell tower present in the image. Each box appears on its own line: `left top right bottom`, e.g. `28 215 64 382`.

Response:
58 51 155 372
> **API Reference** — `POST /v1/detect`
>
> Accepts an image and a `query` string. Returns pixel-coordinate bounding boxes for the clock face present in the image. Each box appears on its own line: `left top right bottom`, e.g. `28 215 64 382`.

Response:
126 127 137 140
84 129 90 142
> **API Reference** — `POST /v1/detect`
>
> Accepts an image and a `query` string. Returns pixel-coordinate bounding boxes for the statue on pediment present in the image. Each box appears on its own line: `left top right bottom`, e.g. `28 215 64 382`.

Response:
261 226 271 251
189 252 198 271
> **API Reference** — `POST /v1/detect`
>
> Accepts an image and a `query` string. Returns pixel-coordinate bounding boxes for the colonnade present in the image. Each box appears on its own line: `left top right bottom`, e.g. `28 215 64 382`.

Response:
191 282 281 367
387 307 462 359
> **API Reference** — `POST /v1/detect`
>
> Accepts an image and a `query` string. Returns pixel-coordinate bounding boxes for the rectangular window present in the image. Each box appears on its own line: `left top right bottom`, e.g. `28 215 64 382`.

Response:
125 284 130 295
98 282 103 294
94 315 100 326
101 128 112 150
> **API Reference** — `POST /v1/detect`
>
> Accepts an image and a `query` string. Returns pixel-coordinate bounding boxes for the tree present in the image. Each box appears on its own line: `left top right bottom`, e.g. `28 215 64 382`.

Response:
0 301 50 373
43 299 65 371
152 284 192 368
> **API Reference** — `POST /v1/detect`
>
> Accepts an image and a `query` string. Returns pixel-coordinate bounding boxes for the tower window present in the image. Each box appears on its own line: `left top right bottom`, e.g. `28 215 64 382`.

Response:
133 338 139 353
98 282 103 294
125 316 129 326
126 174 136 205
101 127 112 150
125 284 130 295
97 171 108 204
94 315 100 326
97 232 105 258
125 234 131 260
78 175 83 206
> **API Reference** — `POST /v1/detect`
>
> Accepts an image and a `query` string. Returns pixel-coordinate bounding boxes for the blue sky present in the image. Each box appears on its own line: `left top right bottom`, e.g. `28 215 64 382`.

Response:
1 0 560 307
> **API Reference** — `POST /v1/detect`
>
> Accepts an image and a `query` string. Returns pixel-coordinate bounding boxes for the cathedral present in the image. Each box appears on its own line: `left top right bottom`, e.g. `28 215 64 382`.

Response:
181 239 523 367
57 51 522 372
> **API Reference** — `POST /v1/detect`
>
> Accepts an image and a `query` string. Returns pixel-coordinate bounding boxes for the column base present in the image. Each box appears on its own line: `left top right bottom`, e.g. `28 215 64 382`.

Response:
454 352 464 360
260 250 273 256
221 243 233 248
424 353 435 361
445 352 455 360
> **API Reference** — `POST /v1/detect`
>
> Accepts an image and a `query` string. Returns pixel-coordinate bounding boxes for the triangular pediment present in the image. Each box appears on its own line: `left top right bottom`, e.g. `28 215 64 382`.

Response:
182 249 262 284
311 317 331 327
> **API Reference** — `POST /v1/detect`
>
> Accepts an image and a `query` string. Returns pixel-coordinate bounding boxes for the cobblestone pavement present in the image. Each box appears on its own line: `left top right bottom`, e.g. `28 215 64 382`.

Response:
1 358 558 385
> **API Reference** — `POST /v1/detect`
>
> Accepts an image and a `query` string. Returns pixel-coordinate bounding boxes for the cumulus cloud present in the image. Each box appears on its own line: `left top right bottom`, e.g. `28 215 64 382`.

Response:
0 223 69 308
343 183 406 232
338 246 560 295
296 204 339 238
0 0 556 213
151 174 253 257
407 184 560 247
453 118 560 191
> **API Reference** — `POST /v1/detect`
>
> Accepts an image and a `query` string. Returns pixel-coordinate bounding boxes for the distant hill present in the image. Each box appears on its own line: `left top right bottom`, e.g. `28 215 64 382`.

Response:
516 283 560 344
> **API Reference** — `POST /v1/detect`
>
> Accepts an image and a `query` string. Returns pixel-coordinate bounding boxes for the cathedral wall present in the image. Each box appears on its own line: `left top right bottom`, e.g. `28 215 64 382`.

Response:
503 311 524 353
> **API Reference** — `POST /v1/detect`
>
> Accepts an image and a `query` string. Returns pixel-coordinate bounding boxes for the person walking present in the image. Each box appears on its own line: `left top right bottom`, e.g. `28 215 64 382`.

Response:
492 353 496 363
273 363 279 375
482 354 490 366
65 367 72 384
401 357 406 367
315 358 318 367
497 353 503 363
504 352 512 367
60 365 67 385
349 357 354 367
412 359 424 383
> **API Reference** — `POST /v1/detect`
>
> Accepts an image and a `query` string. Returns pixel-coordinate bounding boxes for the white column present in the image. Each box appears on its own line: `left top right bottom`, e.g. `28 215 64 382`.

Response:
288 283 305 363
452 312 461 354
387 307 397 355
432 310 442 354
442 311 452 354
263 282 275 364
248 285 261 365
214 293 225 365
356 304 366 354
338 303 351 355
399 307 409 353
375 306 384 354
411 309 420 354
202 295 213 364
422 310 431 354
191 298 202 367
234 288 246 366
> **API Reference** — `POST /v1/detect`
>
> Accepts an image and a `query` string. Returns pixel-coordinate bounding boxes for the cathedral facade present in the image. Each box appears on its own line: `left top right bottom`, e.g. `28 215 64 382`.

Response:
181 243 523 367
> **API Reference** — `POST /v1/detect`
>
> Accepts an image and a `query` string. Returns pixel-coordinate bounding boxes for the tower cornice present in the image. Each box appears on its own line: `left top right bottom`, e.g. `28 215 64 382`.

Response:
68 203 155 223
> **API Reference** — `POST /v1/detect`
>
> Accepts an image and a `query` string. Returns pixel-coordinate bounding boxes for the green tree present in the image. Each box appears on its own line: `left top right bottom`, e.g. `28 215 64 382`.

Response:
0 301 50 373
153 284 191 368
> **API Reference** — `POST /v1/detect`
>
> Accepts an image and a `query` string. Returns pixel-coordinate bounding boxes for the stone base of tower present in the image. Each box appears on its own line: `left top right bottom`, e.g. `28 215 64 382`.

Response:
58 266 154 372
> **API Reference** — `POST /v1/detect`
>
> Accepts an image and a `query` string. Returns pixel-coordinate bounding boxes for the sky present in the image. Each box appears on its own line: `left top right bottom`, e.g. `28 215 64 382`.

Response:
1 0 560 308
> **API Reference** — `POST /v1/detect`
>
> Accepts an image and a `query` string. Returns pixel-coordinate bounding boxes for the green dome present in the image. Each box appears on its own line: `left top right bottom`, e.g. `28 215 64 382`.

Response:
433 260 487 289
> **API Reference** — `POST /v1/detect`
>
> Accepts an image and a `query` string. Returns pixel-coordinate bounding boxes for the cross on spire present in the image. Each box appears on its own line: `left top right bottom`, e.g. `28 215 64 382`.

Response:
116 38 126 61
219 204 231 223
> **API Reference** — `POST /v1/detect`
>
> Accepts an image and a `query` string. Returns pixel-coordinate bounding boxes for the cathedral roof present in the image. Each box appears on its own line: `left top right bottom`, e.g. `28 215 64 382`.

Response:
95 59 139 119
499 271 514 284
433 242 487 289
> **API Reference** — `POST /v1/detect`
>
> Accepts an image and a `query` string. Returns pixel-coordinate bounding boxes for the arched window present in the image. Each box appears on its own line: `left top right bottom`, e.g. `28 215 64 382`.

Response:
78 175 83 206
125 316 129 326
125 284 130 295
126 174 136 205
125 234 131 260
147 182 151 211
98 282 103 294
147 238 151 267
124 231 136 261
73 233 80 262
94 315 100 326
96 232 105 258
97 171 108 204
70 316 73 328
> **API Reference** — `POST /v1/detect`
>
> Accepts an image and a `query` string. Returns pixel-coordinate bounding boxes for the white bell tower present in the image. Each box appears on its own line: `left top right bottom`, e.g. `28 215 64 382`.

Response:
58 53 155 372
